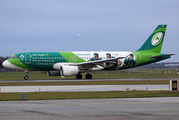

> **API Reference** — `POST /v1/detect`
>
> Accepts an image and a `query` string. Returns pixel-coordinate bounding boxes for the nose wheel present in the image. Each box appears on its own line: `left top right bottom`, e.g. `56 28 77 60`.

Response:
24 75 28 80
24 70 29 80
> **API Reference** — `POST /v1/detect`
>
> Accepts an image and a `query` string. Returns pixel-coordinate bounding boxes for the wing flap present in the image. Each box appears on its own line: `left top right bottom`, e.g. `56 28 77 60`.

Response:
69 57 125 67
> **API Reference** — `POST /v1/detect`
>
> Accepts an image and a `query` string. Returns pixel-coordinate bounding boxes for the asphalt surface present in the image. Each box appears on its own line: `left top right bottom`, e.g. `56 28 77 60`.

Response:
0 77 179 83
1 85 169 93
0 97 179 120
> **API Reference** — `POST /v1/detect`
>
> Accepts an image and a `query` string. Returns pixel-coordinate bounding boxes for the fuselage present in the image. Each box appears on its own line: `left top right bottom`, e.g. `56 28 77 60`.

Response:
3 51 170 71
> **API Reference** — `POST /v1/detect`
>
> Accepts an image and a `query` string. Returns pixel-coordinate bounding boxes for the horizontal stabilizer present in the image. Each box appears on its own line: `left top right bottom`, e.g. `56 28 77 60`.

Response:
150 54 175 59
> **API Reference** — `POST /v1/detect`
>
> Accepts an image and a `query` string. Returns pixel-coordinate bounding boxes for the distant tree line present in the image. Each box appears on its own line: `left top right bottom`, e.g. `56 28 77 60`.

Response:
0 56 12 71
138 62 179 69
0 56 9 68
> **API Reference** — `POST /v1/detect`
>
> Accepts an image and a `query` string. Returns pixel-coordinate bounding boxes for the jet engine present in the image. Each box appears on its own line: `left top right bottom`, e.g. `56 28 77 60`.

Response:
47 71 61 76
60 66 79 76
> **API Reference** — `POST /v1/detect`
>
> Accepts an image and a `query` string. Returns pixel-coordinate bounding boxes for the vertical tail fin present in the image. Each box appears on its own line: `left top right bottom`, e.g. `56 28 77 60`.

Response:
137 25 167 53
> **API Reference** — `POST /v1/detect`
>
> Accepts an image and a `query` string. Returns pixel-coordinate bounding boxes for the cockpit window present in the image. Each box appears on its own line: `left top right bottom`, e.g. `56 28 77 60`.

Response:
10 56 19 59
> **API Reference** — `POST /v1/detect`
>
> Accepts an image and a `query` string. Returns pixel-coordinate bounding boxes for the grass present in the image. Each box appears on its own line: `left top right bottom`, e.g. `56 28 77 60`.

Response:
0 80 171 86
0 91 179 101
0 68 179 80
0 69 178 101
0 69 177 86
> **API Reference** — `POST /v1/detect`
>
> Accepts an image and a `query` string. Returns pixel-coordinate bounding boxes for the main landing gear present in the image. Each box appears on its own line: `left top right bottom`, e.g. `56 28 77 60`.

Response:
24 70 29 80
75 73 92 79
76 74 82 79
85 74 92 79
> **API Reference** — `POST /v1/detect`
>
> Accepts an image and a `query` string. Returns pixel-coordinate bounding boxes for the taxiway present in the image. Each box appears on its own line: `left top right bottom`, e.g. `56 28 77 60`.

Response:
0 85 169 92
0 77 178 83
0 97 179 120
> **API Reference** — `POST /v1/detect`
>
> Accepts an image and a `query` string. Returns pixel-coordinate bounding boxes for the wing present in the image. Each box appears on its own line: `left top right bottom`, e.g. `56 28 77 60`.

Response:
69 57 125 70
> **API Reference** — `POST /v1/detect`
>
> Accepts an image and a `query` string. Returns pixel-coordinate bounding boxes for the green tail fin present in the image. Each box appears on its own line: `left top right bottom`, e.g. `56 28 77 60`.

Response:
137 25 167 53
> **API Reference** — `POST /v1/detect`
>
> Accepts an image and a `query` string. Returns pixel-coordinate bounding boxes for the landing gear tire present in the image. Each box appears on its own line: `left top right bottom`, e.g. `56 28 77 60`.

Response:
85 74 92 79
24 70 29 80
24 76 28 80
76 74 82 79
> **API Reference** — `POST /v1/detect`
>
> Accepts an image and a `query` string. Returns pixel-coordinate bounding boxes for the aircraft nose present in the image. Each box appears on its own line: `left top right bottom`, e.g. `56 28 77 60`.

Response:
2 60 25 70
2 60 11 68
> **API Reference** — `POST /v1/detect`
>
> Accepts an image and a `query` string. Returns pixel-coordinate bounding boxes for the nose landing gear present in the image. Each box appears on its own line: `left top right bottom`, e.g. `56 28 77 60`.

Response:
24 70 29 80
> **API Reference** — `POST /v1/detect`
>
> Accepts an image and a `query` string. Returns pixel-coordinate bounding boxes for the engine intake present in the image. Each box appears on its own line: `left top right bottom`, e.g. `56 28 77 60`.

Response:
60 66 79 76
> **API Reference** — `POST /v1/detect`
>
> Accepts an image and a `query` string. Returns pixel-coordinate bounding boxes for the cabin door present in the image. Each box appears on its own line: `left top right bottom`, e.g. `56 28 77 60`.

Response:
25 53 31 64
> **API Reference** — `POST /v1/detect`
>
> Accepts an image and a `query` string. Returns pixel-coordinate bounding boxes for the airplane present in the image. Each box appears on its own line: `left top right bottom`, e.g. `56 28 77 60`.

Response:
2 25 174 80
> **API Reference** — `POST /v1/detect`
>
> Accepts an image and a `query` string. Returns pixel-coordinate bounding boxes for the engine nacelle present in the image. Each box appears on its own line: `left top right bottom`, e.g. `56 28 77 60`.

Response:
60 66 79 76
47 71 61 76
53 62 74 70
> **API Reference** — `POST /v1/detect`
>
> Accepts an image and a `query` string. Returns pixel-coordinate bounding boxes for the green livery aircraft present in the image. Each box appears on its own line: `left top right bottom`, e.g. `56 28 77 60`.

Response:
2 25 174 80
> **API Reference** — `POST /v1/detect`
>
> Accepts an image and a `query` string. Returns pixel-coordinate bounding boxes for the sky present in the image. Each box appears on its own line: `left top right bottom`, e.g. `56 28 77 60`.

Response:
0 0 179 62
